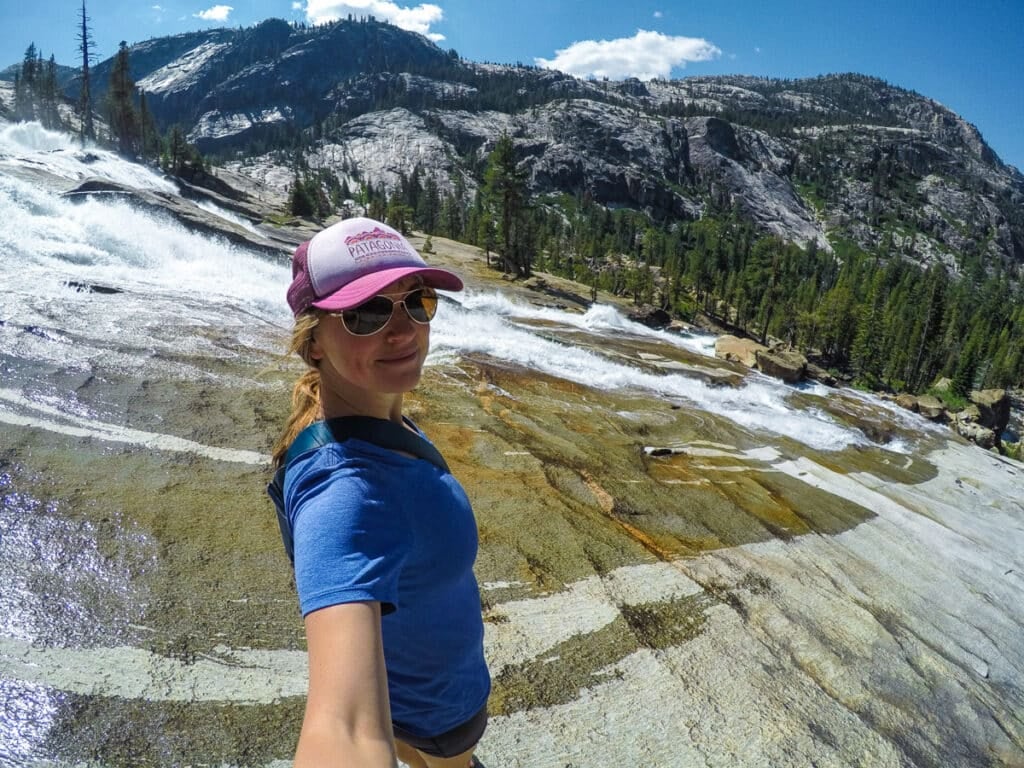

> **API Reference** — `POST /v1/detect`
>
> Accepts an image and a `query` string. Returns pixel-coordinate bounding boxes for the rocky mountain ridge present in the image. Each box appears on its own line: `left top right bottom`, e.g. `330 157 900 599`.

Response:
27 17 1019 277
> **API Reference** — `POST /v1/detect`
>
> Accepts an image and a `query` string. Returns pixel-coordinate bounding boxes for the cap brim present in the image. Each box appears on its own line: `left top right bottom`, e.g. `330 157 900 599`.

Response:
310 266 464 312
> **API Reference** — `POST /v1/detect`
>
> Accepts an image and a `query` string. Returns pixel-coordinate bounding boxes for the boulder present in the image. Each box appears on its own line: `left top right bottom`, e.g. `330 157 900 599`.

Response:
806 362 837 387
954 404 982 424
714 335 765 368
896 393 919 412
916 395 947 421
627 306 672 329
754 345 807 384
953 418 997 450
969 389 1010 435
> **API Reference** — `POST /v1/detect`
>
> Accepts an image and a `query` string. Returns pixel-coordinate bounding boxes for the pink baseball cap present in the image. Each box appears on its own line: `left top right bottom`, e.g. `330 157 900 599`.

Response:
286 217 463 316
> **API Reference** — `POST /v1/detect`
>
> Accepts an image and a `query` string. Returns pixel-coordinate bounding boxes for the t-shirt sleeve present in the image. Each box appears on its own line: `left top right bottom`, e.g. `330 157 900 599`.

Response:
287 452 409 617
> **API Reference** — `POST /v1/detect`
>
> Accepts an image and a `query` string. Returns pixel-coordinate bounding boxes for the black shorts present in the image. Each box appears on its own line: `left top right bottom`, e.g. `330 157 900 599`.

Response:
392 703 488 758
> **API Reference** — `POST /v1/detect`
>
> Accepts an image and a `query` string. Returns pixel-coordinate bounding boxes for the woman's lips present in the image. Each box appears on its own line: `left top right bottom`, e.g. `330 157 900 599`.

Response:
378 348 419 365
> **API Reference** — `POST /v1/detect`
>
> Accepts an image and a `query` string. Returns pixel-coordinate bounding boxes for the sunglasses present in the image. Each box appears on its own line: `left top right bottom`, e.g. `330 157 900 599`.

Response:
329 286 439 336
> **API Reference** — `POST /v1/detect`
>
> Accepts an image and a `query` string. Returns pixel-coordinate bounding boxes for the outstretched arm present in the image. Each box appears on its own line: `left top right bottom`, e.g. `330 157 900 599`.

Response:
294 601 397 768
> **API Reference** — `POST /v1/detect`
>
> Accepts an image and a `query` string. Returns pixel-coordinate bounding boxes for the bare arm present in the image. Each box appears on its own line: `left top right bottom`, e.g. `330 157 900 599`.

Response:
294 601 397 768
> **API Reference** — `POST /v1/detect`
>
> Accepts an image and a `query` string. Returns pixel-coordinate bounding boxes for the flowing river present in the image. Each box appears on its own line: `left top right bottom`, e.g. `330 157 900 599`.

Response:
2 122 1022 767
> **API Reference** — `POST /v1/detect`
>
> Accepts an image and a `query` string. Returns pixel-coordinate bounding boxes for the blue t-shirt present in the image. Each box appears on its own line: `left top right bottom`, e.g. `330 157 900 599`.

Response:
283 432 490 738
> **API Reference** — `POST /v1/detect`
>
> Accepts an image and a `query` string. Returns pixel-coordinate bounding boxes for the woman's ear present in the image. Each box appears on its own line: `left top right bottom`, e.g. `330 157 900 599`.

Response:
308 330 324 362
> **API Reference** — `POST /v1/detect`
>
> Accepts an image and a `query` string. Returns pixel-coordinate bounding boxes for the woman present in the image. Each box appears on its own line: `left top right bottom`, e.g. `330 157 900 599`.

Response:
271 217 490 768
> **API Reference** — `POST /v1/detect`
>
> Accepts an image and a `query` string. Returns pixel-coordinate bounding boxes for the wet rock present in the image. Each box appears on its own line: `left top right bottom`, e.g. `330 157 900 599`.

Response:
969 389 1010 435
626 306 672 329
713 336 808 383
643 446 683 457
955 404 982 424
521 276 592 310
754 345 807 384
916 395 947 421
805 362 837 387
952 416 997 450
896 393 919 412
65 280 124 295
714 334 764 368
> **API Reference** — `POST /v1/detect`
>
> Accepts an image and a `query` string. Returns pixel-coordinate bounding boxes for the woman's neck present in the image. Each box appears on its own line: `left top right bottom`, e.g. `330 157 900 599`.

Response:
320 385 405 424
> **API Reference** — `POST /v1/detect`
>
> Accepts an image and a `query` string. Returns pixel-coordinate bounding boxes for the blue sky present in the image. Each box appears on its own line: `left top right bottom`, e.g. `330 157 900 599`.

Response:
2 0 1022 172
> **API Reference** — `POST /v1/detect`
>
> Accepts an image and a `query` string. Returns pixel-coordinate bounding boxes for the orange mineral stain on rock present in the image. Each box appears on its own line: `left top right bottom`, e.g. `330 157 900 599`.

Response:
410 359 875 588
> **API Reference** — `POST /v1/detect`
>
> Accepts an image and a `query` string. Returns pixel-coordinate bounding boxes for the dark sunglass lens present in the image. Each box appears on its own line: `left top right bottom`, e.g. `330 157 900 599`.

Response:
343 296 394 335
405 289 438 323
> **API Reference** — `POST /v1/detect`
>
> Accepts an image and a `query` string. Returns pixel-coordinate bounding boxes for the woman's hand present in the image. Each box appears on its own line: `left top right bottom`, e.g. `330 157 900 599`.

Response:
294 601 398 768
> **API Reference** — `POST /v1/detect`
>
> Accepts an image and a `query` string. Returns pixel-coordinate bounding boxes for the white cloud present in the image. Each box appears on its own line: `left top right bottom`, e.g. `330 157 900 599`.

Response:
536 29 720 81
292 1 303 8
302 0 445 41
194 4 233 21
755 46 762 54
653 10 663 18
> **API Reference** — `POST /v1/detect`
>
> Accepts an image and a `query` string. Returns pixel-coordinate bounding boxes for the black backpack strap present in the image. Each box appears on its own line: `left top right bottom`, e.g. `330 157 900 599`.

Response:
267 416 450 564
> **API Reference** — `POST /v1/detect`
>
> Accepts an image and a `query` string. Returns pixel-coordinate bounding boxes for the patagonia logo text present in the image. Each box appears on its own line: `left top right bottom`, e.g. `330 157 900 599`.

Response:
345 227 406 261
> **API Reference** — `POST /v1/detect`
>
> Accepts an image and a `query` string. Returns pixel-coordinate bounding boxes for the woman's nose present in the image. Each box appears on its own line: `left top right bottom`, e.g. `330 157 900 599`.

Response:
383 301 417 335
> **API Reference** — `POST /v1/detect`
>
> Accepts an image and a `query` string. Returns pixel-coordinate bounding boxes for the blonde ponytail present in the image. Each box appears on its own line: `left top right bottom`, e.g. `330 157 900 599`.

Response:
272 311 324 468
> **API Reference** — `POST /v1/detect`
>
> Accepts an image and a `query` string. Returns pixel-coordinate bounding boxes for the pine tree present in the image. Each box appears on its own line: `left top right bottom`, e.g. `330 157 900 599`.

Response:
744 237 784 344
898 269 941 390
107 41 140 155
165 125 187 175
386 200 413 234
288 170 316 217
77 0 96 142
477 211 496 268
951 345 978 399
15 44 40 120
417 175 440 234
851 268 886 386
137 91 161 160
42 55 61 128
367 186 387 222
482 133 529 276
